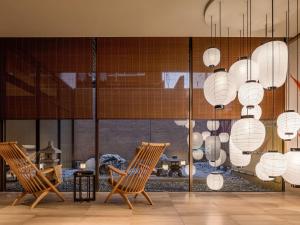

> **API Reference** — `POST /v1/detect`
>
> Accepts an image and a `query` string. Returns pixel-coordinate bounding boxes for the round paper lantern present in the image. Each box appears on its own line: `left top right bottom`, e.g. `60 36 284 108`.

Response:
202 131 211 141
229 57 259 89
238 81 264 106
207 120 220 131
187 132 203 149
277 110 300 139
203 68 237 109
207 172 224 190
277 127 297 141
174 120 188 126
260 151 287 177
209 149 227 167
183 165 196 176
219 132 229 143
205 136 221 161
203 47 220 67
184 120 195 129
252 40 288 89
241 105 262 120
229 138 251 167
192 149 204 161
283 150 300 185
255 162 274 181
231 117 265 153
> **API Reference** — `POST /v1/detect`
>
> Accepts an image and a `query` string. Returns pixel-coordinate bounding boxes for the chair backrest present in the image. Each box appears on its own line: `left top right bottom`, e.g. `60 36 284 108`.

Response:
0 142 49 193
121 142 170 193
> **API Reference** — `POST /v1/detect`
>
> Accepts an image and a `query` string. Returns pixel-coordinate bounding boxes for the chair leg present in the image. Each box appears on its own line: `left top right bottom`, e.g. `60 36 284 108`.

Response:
12 192 27 206
30 191 49 209
119 193 133 209
141 191 153 205
51 187 65 202
104 184 119 203
134 194 139 198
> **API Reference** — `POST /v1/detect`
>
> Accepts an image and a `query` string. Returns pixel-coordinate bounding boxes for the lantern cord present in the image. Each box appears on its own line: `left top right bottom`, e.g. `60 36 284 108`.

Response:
272 0 275 151
265 14 268 38
243 14 245 56
286 0 290 110
239 30 242 58
219 0 222 67
215 24 217 47
246 0 249 81
249 0 252 80
297 0 299 148
227 27 230 70
211 16 213 47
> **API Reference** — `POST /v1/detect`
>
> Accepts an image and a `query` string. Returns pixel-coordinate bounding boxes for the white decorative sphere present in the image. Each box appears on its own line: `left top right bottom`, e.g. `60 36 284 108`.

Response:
203 47 220 67
229 57 259 89
203 69 237 108
174 120 188 126
187 132 203 149
231 117 265 153
207 172 224 190
184 120 195 129
209 149 227 167
277 111 300 138
202 131 211 141
252 41 288 89
183 165 196 176
277 127 297 141
192 149 204 161
207 120 220 131
255 162 274 181
238 81 264 106
205 136 221 161
283 150 300 185
85 158 95 170
260 152 287 177
241 105 262 120
229 138 251 167
219 132 229 143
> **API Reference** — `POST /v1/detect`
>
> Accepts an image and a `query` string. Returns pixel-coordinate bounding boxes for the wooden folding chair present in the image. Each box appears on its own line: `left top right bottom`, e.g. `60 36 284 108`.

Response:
104 142 170 209
0 142 65 208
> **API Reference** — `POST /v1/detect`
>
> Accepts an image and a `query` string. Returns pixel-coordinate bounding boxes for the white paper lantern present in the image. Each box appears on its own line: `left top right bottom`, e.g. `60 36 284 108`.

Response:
184 120 195 129
260 151 287 177
277 127 297 141
183 165 196 176
231 117 265 153
255 162 274 181
205 135 221 161
219 132 230 143
202 131 211 141
283 150 300 185
203 47 220 67
174 120 188 126
192 149 204 161
209 149 226 167
229 57 259 89
252 40 288 89
229 138 251 167
207 120 220 131
277 111 300 139
187 132 203 149
203 68 237 108
241 105 262 120
207 172 224 190
238 81 264 106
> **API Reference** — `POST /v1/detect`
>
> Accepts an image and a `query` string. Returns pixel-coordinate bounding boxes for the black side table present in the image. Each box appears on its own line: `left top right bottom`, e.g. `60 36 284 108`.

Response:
73 170 96 202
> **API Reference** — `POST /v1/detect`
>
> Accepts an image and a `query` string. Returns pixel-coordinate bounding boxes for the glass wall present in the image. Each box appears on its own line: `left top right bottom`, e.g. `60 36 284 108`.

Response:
0 37 285 192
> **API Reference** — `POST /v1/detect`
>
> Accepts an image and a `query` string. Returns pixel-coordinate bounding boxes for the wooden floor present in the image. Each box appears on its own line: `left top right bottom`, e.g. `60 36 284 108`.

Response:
0 192 300 225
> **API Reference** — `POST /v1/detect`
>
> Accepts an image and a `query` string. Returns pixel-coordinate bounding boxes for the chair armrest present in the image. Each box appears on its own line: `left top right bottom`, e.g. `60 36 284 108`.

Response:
40 167 54 174
107 165 126 176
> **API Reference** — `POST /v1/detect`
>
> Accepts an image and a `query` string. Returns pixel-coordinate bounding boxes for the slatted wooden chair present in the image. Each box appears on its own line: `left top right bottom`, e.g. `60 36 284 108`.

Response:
0 142 65 208
104 142 170 209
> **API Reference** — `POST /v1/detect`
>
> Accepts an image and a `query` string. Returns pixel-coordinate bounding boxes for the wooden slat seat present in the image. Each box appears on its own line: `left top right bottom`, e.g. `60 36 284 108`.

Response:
104 142 170 209
0 142 65 208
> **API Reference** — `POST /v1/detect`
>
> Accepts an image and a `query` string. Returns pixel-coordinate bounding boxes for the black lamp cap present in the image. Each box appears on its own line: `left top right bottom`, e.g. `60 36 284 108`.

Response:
241 115 254 119
214 68 226 73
